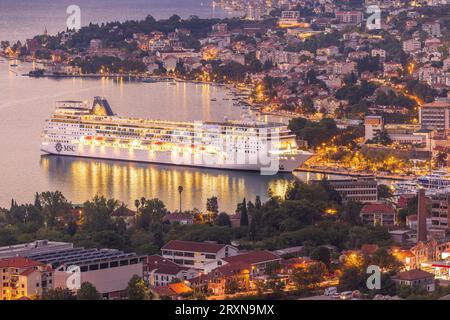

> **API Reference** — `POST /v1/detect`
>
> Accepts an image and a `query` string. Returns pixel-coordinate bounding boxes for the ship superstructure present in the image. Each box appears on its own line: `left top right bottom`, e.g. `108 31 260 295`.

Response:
41 97 312 173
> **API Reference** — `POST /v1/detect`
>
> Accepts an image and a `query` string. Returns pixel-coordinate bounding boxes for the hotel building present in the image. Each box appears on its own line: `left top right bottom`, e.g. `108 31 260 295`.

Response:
161 240 239 273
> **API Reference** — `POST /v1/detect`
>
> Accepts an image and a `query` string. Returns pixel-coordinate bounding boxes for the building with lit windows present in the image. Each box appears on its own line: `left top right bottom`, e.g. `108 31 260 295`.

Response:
313 177 379 203
161 240 239 273
0 257 53 300
420 100 450 135
41 98 312 173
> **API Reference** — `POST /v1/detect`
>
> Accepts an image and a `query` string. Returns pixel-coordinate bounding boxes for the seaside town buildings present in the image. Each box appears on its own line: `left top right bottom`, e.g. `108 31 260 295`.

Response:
1 0 450 300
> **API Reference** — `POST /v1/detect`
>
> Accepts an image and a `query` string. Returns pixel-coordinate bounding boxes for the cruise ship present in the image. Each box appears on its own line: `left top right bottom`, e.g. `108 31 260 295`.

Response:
41 97 313 173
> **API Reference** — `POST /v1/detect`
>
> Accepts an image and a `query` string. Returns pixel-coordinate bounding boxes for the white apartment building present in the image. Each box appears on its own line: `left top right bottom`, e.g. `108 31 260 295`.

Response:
161 240 239 273
420 100 450 134
403 39 422 53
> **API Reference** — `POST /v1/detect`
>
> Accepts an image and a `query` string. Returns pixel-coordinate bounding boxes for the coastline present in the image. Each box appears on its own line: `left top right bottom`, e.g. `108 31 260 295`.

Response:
297 167 413 181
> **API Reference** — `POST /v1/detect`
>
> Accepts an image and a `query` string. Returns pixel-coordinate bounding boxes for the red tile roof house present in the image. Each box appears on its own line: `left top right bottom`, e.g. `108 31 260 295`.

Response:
189 251 282 296
111 206 136 228
393 269 435 292
161 240 239 273
163 213 194 225
0 257 53 300
143 255 198 287
150 282 193 300
219 251 282 277
360 203 397 227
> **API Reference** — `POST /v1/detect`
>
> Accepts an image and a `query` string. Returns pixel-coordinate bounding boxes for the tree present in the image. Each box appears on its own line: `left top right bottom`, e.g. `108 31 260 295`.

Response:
77 282 101 300
291 262 327 291
310 246 331 267
39 191 72 228
435 152 448 168
34 192 42 210
378 184 393 200
134 199 141 212
215 212 231 227
338 267 366 292
340 201 363 224
369 248 402 273
41 288 76 300
137 198 168 229
125 275 148 300
255 196 262 210
206 197 219 222
239 198 249 226
82 195 115 232
178 186 184 212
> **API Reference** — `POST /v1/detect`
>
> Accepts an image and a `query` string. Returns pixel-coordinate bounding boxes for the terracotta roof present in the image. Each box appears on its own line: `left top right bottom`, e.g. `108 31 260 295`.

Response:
20 268 38 276
0 257 43 269
222 251 281 265
145 255 188 275
111 206 135 217
151 286 177 297
395 269 434 281
422 101 450 108
360 244 379 255
168 282 192 295
163 213 193 222
211 261 251 277
162 240 228 254
150 283 193 297
361 203 396 215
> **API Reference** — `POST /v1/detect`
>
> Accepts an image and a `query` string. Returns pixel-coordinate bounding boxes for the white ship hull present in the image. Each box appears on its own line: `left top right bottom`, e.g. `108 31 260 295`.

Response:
41 142 312 173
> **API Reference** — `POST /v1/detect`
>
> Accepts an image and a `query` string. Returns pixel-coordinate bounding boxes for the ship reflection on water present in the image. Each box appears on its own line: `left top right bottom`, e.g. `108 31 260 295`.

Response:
40 155 295 212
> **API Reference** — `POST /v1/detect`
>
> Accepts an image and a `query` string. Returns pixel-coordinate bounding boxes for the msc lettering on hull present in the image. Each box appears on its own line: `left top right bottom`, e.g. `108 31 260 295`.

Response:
55 143 76 153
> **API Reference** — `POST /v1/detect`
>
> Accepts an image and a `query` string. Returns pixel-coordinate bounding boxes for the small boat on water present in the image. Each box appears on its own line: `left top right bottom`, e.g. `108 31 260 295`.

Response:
417 171 450 189
142 78 157 83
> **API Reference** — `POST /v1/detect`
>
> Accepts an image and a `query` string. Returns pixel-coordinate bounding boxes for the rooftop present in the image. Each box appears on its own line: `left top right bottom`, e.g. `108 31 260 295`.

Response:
361 203 396 215
422 101 450 108
0 257 43 269
161 240 230 254
394 269 434 281
222 250 281 265
25 247 140 268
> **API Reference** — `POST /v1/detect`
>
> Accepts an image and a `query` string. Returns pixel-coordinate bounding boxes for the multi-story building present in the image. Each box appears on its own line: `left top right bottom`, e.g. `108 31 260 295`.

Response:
25 246 143 299
402 39 422 53
143 255 198 287
360 203 397 227
393 269 435 292
278 11 300 27
161 240 239 273
430 192 450 230
420 100 450 135
335 11 363 25
190 251 282 296
315 177 379 203
0 257 53 300
365 115 384 141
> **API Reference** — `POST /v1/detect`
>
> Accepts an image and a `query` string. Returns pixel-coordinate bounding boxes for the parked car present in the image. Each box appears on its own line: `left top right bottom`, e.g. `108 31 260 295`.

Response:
340 291 353 300
324 287 338 296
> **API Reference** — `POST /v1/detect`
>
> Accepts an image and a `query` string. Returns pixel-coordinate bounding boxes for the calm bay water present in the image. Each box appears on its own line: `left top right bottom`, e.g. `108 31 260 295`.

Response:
0 0 241 42
0 59 332 212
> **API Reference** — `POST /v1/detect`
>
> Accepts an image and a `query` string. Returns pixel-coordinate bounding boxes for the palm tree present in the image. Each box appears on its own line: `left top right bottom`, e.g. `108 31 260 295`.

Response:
134 199 140 212
178 186 184 212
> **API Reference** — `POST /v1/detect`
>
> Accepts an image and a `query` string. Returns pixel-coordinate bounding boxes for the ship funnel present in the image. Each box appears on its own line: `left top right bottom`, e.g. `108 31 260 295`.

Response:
92 97 114 116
